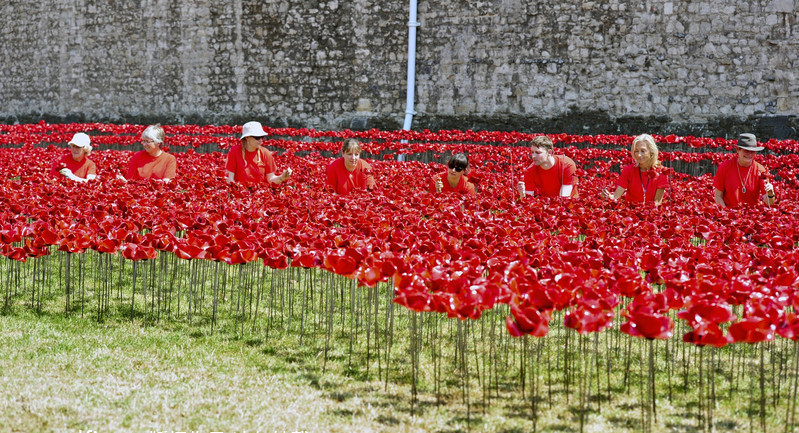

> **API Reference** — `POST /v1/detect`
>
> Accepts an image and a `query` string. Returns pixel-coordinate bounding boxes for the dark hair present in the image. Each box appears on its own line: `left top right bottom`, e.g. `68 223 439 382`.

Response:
341 138 362 154
447 153 469 171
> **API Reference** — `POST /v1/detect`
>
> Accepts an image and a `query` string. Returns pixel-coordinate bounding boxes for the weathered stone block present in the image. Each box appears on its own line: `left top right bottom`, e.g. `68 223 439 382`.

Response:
766 0 794 13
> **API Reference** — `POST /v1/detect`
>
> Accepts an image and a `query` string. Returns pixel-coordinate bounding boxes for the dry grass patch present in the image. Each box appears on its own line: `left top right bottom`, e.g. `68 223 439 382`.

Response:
0 312 397 432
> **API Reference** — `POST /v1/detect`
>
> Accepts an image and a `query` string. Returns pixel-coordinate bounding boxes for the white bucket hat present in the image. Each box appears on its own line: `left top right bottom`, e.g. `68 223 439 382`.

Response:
241 121 268 139
68 132 91 149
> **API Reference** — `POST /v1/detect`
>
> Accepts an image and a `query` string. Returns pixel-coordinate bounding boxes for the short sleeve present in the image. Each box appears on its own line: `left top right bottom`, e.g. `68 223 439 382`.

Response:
164 155 177 179
561 157 577 186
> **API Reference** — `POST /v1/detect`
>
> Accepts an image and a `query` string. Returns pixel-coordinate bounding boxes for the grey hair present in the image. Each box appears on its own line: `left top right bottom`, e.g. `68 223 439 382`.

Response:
142 124 165 144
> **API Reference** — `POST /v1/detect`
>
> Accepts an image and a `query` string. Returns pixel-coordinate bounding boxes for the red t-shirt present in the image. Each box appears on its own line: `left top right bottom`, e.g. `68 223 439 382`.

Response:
126 151 177 180
326 158 375 195
713 157 767 208
50 153 96 179
429 172 476 196
522 155 578 197
616 164 669 202
225 145 277 185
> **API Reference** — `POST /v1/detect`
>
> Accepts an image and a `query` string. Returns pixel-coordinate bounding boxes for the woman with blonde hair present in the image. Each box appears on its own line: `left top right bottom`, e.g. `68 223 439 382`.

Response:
602 134 668 205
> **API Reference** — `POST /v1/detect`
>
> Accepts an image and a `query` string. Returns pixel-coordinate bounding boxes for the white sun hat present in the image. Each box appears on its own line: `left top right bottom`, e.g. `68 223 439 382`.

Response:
241 121 268 139
68 132 92 149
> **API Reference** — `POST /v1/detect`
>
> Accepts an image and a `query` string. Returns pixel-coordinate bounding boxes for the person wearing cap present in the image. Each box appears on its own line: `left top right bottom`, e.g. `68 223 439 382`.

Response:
430 153 476 196
326 138 375 195
120 124 177 182
516 135 578 199
713 133 775 208
50 132 97 182
225 121 291 186
601 134 669 205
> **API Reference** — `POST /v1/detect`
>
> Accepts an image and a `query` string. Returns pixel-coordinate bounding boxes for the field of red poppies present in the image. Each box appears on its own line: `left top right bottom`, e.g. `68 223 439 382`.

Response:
2 122 799 431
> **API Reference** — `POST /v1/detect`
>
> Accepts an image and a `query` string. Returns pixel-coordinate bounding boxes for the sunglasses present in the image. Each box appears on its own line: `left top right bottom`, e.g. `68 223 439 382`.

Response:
448 165 466 172
251 136 265 141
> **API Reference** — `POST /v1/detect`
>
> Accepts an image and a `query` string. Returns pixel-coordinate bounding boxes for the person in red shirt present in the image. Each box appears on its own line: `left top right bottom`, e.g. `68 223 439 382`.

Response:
517 135 578 199
430 153 476 196
602 134 669 205
225 121 291 186
714 133 775 208
119 124 176 182
326 138 375 195
51 132 97 182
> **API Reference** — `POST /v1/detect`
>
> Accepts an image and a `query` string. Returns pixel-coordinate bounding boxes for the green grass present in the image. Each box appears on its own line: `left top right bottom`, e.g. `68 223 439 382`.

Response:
0 311 545 432
1 311 357 432
1 251 799 432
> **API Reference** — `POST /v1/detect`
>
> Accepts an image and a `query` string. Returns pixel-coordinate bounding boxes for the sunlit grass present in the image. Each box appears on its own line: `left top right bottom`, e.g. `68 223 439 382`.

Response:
1 251 798 432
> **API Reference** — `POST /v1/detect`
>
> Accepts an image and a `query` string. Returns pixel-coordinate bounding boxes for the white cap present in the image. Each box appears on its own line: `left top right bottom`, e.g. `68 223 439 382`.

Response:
241 121 268 139
69 133 91 149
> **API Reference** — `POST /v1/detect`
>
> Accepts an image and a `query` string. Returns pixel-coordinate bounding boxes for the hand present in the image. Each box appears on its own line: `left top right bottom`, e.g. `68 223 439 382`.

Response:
765 182 775 197
600 188 612 200
516 181 525 198
435 178 443 193
280 168 292 182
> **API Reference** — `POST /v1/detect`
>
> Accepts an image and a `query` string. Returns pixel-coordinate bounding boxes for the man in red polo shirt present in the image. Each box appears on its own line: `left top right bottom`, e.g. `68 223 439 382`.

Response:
517 135 578 199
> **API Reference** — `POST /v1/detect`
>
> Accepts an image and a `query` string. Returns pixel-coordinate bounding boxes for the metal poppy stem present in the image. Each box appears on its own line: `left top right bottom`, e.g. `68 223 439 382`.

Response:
210 261 220 334
760 342 766 433
347 277 356 374
384 283 395 392
322 271 334 374
665 336 673 403
532 337 541 432
130 260 137 322
79 252 86 318
64 251 71 314
648 338 657 426
410 311 418 414
785 341 799 432
185 259 194 325
459 319 471 427
709 347 716 431
364 283 372 378
564 325 571 405
623 329 633 392
748 344 756 433
297 267 307 344
2 257 10 314
94 252 101 321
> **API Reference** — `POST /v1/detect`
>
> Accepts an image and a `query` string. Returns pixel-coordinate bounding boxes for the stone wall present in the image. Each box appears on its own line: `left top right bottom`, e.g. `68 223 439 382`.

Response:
1 0 797 137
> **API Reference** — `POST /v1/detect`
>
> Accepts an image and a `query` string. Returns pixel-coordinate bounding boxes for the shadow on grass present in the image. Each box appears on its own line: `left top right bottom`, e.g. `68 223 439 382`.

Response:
607 414 641 430
244 338 262 347
376 414 400 426
496 428 527 433
329 408 357 417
